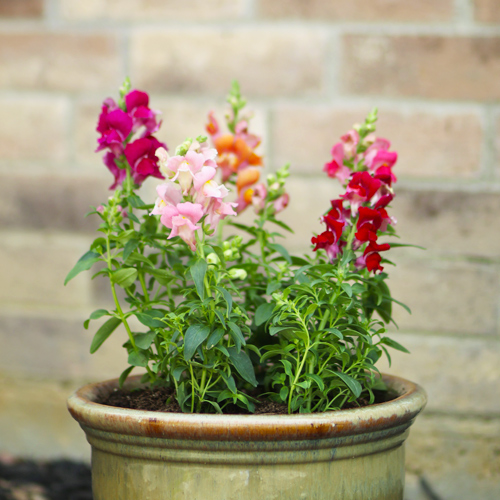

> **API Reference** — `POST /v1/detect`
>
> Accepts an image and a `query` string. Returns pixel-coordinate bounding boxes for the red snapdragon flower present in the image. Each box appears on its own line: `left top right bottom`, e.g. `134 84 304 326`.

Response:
357 241 391 273
342 171 382 215
355 207 382 243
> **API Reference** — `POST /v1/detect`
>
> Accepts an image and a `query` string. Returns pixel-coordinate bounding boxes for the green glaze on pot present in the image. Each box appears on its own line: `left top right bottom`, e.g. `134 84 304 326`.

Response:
68 374 426 500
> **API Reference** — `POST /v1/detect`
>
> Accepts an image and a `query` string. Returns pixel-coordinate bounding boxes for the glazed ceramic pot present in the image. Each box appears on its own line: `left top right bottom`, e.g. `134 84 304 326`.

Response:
67 373 426 500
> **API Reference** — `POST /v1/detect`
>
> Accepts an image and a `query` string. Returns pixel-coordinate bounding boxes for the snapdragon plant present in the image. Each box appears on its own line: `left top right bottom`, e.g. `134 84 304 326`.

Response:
66 80 409 414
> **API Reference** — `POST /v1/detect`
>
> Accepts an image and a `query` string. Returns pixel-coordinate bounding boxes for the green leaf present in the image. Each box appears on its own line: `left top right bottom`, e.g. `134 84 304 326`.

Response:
255 302 275 326
118 366 134 388
221 373 237 393
324 328 343 339
227 322 245 351
206 328 225 349
128 350 149 367
281 359 293 377
90 309 109 320
184 324 211 360
268 243 292 264
208 245 226 269
341 283 353 297
268 217 294 233
123 240 140 262
112 268 138 288
134 331 157 349
214 309 226 328
215 286 233 315
279 386 289 401
227 347 257 387
305 303 318 317
128 212 140 224
125 253 153 266
146 268 175 287
305 373 325 391
332 371 362 399
191 258 207 300
172 366 185 381
127 195 146 208
90 317 121 353
269 326 292 336
266 281 281 295
64 251 100 285
84 309 109 329
90 237 107 252
379 337 410 354
135 310 165 328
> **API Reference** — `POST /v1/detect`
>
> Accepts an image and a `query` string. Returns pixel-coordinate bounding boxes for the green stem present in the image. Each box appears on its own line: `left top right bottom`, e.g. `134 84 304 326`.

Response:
288 305 311 413
138 269 150 304
198 369 207 411
106 232 138 352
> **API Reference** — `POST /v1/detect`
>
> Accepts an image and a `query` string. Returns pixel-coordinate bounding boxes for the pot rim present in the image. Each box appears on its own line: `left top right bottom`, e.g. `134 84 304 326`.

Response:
68 373 426 441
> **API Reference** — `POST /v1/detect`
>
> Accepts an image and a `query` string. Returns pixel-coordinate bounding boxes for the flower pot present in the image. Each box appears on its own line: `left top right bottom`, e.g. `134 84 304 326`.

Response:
67 374 426 500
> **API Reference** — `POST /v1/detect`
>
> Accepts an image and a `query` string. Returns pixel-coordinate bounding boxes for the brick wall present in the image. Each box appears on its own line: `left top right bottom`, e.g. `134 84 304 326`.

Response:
0 1 499 498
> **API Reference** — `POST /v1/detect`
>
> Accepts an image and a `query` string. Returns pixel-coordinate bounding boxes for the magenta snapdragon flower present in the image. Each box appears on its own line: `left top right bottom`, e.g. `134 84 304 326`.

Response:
96 88 166 189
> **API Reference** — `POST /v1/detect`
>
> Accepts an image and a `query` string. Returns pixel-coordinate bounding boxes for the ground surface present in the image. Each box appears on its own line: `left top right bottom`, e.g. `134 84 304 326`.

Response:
0 455 92 500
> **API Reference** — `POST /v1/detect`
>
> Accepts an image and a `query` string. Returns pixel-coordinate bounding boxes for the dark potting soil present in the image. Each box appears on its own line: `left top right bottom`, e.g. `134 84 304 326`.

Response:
0 456 92 500
100 386 393 414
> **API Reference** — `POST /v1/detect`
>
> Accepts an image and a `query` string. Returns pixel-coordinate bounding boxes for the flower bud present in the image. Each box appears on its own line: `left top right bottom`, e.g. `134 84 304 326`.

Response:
223 249 233 260
175 138 193 156
206 253 220 266
228 268 247 280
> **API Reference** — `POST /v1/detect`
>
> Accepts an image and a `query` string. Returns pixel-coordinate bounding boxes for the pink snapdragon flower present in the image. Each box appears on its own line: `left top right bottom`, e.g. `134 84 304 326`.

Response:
151 183 183 215
159 202 204 251
273 192 289 214
363 136 397 172
339 129 360 160
205 198 238 231
323 143 351 185
162 150 216 195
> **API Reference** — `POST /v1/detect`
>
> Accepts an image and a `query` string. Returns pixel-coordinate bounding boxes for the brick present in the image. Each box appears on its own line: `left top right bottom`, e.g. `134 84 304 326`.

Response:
277 176 343 251
61 0 245 21
474 0 500 23
405 414 500 499
341 35 500 101
496 113 500 172
378 334 500 413
257 0 454 22
0 33 121 91
0 97 69 162
392 189 500 259
131 28 327 96
0 312 129 380
0 233 92 308
0 0 43 18
0 374 90 460
271 105 483 178
387 258 498 335
0 173 110 232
